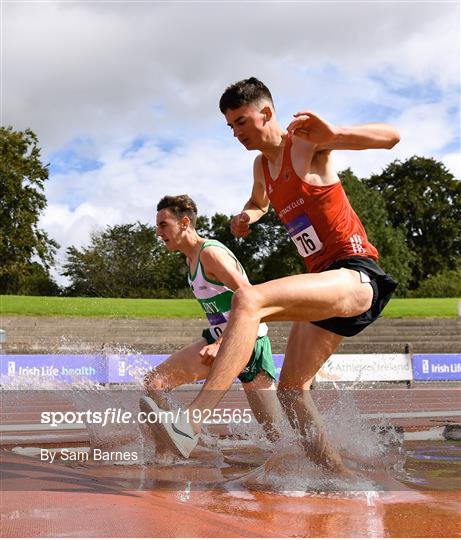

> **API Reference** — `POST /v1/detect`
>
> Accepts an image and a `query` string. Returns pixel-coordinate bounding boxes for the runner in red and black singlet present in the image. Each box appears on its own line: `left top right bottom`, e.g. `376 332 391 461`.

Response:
151 78 400 476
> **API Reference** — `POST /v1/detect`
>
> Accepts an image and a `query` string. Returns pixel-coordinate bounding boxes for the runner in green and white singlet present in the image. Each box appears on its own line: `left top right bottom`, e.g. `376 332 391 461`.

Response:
142 195 283 457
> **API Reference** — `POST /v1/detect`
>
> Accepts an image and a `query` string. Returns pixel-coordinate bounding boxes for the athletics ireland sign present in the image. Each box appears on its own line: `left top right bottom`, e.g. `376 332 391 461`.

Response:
314 354 413 382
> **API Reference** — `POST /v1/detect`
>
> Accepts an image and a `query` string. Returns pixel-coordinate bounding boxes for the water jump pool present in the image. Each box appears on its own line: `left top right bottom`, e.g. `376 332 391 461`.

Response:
1 382 460 538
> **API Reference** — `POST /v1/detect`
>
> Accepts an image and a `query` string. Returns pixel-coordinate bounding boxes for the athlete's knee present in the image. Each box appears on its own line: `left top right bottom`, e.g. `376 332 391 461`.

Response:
340 270 374 316
144 370 170 392
357 281 374 313
231 285 263 318
243 371 275 391
276 383 312 405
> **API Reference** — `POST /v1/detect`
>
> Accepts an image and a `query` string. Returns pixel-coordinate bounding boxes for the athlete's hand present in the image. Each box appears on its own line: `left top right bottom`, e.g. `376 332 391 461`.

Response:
230 212 251 238
287 111 337 144
200 342 221 366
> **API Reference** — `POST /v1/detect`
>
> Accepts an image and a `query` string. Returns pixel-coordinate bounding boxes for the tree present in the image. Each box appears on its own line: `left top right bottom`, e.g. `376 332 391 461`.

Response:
366 157 461 288
409 258 461 298
0 127 59 294
18 262 61 296
62 223 188 298
341 169 413 295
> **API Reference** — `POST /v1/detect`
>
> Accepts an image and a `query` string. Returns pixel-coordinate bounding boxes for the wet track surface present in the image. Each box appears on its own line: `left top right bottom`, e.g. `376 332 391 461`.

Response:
1 441 460 538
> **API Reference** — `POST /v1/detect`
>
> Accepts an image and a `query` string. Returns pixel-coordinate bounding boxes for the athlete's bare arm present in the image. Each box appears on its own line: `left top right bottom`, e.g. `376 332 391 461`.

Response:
230 154 270 238
200 247 250 291
286 110 400 187
287 110 400 151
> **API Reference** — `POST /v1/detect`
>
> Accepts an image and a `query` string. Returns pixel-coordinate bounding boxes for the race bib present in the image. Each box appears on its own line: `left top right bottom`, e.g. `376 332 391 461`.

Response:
285 214 323 258
210 323 227 340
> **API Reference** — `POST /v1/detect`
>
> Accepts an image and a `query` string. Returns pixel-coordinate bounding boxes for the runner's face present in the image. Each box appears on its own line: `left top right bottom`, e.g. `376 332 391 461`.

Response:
156 208 184 251
224 103 266 150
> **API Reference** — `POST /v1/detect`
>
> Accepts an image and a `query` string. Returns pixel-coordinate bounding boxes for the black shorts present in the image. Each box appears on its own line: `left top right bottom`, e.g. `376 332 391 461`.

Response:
311 257 398 337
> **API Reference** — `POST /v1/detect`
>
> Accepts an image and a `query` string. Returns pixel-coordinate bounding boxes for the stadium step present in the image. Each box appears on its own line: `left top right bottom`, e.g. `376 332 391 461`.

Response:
1 316 460 355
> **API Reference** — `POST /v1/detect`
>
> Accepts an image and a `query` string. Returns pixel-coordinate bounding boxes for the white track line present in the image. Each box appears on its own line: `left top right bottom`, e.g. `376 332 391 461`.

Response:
1 423 85 432
361 410 461 419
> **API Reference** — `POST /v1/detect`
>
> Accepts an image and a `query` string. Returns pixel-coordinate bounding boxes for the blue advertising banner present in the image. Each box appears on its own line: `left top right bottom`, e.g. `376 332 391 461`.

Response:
273 354 285 378
0 354 108 384
0 354 168 385
107 354 168 383
412 354 461 381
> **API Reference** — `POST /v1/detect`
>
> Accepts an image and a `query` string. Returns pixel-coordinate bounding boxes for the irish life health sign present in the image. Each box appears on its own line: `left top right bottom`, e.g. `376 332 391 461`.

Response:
412 354 461 381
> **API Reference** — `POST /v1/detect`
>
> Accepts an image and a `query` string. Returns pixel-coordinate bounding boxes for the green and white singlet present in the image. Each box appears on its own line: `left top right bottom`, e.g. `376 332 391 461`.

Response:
188 240 268 341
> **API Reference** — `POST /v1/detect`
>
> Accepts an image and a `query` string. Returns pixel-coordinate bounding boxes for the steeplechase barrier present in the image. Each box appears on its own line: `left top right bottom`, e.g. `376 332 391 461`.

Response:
1 352 460 384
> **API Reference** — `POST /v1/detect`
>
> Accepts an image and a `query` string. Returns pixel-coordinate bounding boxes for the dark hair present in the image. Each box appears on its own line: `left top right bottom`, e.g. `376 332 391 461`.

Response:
219 77 274 113
157 194 198 228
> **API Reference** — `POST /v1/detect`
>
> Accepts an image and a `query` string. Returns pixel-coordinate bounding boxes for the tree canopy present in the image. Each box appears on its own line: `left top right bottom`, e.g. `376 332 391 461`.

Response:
0 127 59 294
62 223 188 297
366 156 461 287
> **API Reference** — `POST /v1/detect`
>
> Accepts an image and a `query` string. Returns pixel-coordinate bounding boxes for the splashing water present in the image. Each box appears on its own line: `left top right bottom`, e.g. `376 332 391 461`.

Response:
364 490 379 507
3 344 408 494
221 383 408 500
177 481 192 502
321 386 406 473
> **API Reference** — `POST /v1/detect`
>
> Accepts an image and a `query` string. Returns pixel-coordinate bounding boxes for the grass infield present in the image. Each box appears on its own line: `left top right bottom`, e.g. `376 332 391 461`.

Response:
0 295 459 318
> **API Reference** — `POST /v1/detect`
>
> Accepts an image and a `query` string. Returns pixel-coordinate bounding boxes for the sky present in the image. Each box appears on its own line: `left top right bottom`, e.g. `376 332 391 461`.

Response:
2 0 460 284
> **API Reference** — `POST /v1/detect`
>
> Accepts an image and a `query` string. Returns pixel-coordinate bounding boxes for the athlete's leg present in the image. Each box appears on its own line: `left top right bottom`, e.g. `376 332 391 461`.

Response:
277 322 346 472
142 340 213 457
242 371 284 442
144 339 211 409
187 269 372 427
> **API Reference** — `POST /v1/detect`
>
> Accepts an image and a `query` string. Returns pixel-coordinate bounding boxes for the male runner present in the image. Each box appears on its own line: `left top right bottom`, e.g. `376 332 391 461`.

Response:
146 79 400 473
140 194 282 450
